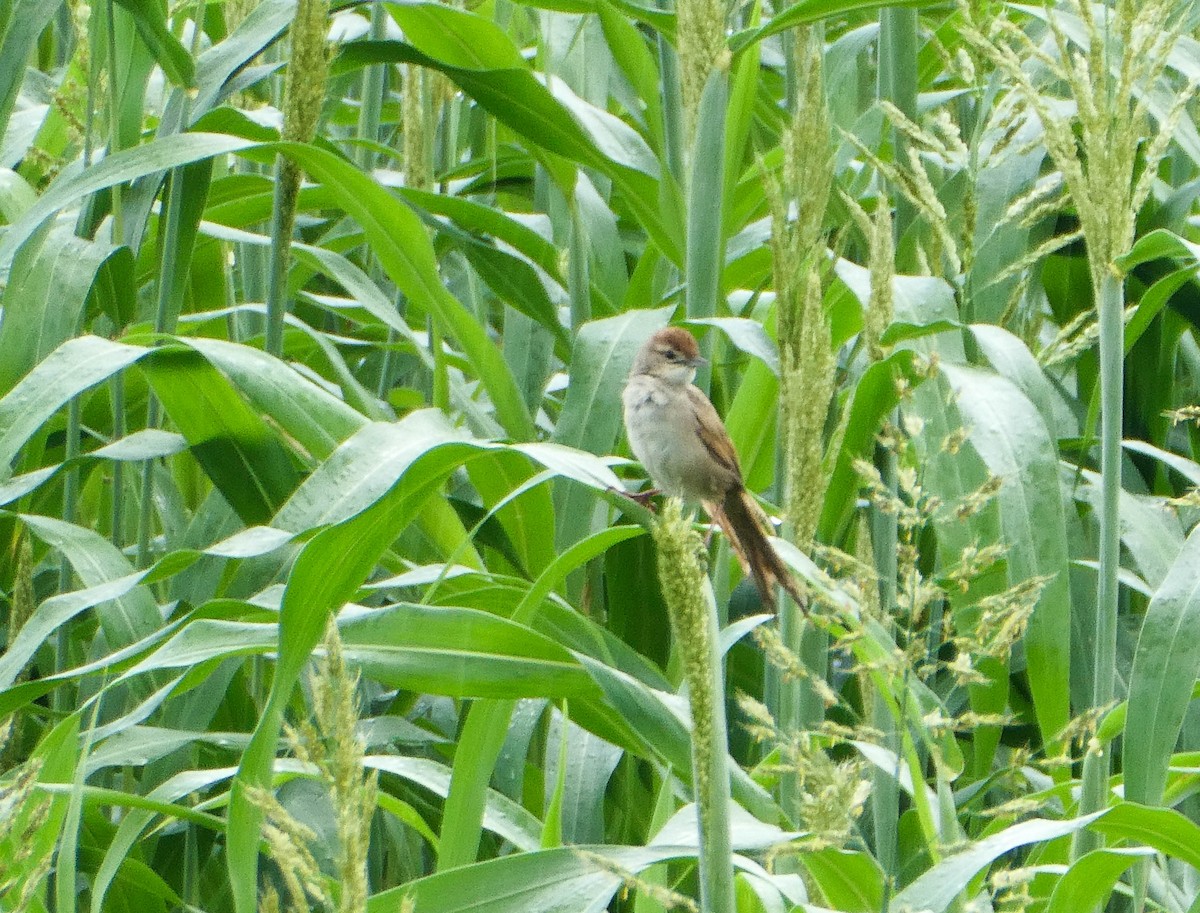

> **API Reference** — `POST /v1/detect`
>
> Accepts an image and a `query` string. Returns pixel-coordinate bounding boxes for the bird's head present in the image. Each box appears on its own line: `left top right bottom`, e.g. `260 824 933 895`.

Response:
631 327 706 384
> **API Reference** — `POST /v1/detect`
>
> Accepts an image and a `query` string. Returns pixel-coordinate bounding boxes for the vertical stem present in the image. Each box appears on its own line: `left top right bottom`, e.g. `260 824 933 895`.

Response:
111 374 125 545
654 502 735 913
1078 270 1123 849
137 400 158 567
139 0 203 567
55 398 81 688
877 7 918 239
264 156 295 357
870 447 901 878
657 0 685 184
356 3 387 172
430 316 449 412
874 10 911 862
105 0 124 240
691 589 735 913
568 203 591 331
685 70 728 394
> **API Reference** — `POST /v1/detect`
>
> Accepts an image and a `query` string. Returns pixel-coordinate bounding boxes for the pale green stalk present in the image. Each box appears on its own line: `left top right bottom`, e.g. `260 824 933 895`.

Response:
685 69 727 391
356 2 392 398
1080 268 1123 834
568 204 590 330
961 0 1191 862
356 3 387 173
845 191 900 871
877 7 918 238
654 501 735 913
266 0 330 356
657 2 685 182
768 25 836 822
85 1 125 550
104 0 123 239
138 0 207 568
875 7 917 877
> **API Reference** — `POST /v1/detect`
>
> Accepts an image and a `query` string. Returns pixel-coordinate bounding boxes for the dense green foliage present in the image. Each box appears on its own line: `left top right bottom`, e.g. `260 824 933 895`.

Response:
3 0 1200 911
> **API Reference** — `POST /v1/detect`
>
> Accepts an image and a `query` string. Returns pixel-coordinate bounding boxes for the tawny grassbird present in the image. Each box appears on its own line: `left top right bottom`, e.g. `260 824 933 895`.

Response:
622 326 806 610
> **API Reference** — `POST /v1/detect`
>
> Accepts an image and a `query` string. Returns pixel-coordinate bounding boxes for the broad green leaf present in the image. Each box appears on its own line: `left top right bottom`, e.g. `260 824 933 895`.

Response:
802 848 886 913
111 0 196 88
273 141 535 440
0 134 258 269
341 603 600 700
0 336 147 471
818 349 921 544
21 514 161 649
1045 848 1154 913
0 228 132 393
731 0 929 48
0 1 65 140
142 347 300 525
891 814 1104 913
332 41 679 262
1123 525 1200 806
939 363 1072 748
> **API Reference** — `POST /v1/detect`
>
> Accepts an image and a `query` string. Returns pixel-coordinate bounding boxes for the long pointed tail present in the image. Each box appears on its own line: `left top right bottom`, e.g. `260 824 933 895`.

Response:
707 488 807 612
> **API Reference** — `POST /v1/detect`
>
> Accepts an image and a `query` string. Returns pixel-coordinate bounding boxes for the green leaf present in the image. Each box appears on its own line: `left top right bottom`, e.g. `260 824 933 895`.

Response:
142 347 300 525
1045 848 1155 913
0 336 147 472
273 141 536 441
1123 525 1200 806
802 848 886 913
341 604 599 700
333 41 679 262
939 363 1072 748
818 350 921 544
892 814 1104 913
112 0 196 88
0 1 65 139
0 228 132 394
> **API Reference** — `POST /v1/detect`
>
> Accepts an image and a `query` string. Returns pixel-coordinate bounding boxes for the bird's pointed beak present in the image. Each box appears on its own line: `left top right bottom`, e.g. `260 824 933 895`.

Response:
689 355 708 368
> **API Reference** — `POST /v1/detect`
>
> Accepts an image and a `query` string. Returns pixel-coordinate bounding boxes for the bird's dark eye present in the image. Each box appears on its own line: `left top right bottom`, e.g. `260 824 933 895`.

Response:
664 349 678 361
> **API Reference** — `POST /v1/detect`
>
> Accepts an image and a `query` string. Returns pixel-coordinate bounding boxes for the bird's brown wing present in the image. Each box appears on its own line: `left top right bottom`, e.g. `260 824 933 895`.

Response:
684 384 742 491
711 488 809 613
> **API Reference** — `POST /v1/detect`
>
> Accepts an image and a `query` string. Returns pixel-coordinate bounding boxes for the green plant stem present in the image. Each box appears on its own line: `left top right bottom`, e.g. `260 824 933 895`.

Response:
430 316 449 412
568 204 590 331
105 0 124 240
686 69 727 393
111 374 125 545
1078 269 1123 846
654 502 735 913
657 0 685 183
356 3 387 172
264 155 299 357
870 445 901 873
689 588 735 913
55 397 81 689
877 7 918 239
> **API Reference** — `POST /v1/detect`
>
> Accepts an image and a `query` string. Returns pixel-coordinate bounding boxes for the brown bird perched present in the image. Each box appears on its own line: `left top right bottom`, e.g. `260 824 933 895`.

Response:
622 326 806 610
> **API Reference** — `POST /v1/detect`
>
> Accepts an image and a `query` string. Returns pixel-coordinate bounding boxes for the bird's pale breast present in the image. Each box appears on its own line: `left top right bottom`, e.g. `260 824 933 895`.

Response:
622 375 731 501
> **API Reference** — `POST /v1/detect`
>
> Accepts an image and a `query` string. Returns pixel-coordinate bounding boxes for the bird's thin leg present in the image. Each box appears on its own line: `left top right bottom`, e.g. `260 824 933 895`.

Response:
609 485 661 509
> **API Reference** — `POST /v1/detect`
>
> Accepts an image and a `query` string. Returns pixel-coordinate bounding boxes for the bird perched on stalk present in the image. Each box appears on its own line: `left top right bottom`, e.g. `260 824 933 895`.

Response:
622 326 807 611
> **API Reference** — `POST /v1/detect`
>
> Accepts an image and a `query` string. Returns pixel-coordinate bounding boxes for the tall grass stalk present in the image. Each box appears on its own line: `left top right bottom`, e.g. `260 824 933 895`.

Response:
963 0 1191 840
877 7 918 239
873 20 915 879
654 501 734 913
768 24 836 820
685 69 727 391
266 0 330 356
136 1 206 569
